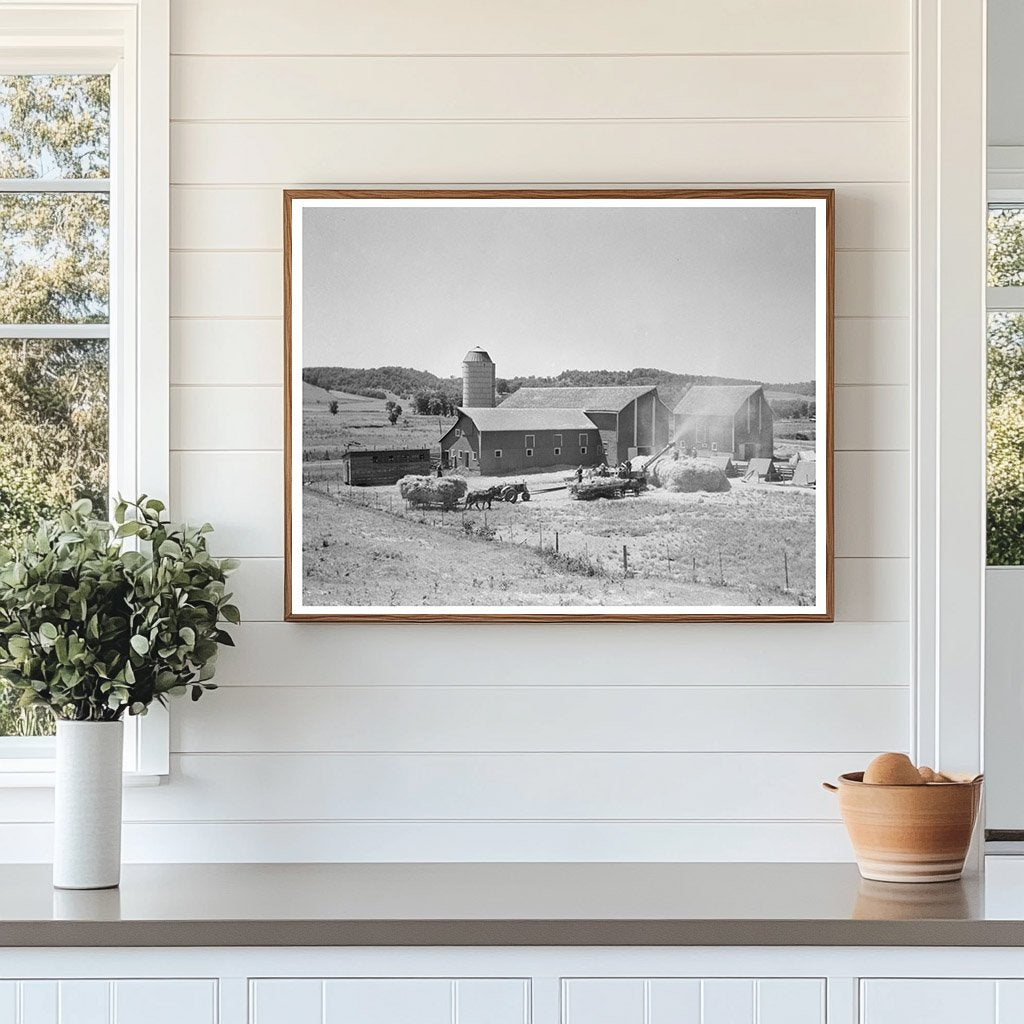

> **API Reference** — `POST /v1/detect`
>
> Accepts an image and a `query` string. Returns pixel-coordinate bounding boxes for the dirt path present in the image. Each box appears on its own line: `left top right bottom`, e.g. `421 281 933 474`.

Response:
301 487 767 609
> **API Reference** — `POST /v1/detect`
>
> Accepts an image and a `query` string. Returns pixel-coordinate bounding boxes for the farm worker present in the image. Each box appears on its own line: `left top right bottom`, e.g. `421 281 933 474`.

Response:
576 465 584 483
436 463 443 478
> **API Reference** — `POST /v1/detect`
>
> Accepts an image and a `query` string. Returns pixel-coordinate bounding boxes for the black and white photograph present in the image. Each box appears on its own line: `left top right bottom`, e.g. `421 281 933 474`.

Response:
285 191 833 621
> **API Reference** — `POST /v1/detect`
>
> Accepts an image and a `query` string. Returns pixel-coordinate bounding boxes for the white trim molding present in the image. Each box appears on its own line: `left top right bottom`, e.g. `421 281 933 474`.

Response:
914 0 987 779
0 0 170 780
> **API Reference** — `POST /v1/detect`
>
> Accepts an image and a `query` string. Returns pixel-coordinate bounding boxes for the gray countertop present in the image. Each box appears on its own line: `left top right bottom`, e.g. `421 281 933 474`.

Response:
3 861 1024 947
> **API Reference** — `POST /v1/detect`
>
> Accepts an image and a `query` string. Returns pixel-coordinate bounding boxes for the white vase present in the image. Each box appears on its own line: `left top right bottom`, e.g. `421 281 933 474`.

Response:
53 720 124 890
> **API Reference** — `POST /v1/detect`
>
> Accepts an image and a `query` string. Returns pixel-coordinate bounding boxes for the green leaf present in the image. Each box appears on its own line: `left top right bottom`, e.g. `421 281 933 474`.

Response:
130 634 150 656
39 622 58 641
220 604 240 625
158 539 183 559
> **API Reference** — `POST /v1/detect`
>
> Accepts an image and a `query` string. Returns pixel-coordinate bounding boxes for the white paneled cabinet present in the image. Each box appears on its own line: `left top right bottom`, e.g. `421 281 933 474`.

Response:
0 980 216 1024
249 979 529 1024
562 978 824 1024
860 979 1024 1024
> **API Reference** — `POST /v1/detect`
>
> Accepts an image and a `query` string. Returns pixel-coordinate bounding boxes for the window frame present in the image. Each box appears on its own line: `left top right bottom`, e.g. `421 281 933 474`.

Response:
0 1 170 784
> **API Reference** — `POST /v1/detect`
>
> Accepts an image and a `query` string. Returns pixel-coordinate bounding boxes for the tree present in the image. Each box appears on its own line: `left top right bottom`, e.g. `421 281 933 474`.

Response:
387 402 402 425
0 75 111 736
328 399 339 415
987 209 1024 563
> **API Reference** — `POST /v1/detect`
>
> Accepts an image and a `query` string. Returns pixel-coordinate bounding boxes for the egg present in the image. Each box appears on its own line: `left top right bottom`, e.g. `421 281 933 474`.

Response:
863 752 926 786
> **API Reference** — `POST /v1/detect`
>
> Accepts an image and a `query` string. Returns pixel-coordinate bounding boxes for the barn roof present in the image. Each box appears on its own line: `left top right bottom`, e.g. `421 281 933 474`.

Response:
459 406 597 432
500 385 657 414
673 384 764 418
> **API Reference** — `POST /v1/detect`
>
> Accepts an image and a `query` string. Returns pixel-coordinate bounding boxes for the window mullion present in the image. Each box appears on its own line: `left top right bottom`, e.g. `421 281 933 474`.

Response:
0 178 110 193
0 324 111 339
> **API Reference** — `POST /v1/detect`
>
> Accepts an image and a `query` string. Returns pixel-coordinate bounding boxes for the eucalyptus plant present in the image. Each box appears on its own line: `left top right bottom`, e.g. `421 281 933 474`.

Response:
0 496 239 722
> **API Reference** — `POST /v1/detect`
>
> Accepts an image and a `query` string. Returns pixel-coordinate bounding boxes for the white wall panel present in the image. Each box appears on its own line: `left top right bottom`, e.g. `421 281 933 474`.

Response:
170 183 909 252
170 121 909 186
171 684 908 753
170 0 909 56
172 54 908 121
171 386 282 451
171 452 282 557
834 386 910 451
834 452 910 558
123 751 858 821
171 320 282 385
835 251 910 319
211 621 910 687
834 319 909 386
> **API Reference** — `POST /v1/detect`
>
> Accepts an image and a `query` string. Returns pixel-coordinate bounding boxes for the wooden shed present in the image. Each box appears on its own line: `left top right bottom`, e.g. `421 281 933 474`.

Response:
341 448 431 486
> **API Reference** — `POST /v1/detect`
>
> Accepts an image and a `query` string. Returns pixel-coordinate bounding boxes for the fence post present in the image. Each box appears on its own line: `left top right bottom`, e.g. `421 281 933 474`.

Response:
784 549 790 591
555 531 559 553
622 545 628 574
719 548 724 584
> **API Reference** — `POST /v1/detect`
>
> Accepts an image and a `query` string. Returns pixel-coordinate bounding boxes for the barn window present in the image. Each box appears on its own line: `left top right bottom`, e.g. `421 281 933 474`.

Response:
553 434 562 447
494 449 502 459
526 448 534 457
579 434 588 448
580 447 588 456
524 434 535 448
554 447 561 456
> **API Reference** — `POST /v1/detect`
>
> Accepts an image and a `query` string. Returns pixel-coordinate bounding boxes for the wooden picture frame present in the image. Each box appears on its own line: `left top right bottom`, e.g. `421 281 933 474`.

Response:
284 189 834 622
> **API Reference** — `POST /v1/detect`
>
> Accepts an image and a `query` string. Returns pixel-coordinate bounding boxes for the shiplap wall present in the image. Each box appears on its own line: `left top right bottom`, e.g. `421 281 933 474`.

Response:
3 0 915 861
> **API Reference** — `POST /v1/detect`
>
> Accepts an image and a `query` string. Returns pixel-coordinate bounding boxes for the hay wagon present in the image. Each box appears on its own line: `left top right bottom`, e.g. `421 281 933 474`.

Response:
569 474 647 501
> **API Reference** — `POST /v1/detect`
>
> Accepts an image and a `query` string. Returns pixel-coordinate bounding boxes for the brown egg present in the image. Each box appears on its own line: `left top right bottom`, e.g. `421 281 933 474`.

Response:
863 752 926 786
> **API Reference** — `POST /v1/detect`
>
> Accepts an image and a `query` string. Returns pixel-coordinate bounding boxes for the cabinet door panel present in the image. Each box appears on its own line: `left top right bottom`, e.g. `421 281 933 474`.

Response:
251 979 323 1024
861 981 997 1024
0 983 15 1024
701 980 754 1024
58 982 110 1024
18 983 56 1024
113 981 217 1024
563 979 645 1024
757 979 825 1024
323 980 451 1024
455 980 529 1024
648 979 701 1023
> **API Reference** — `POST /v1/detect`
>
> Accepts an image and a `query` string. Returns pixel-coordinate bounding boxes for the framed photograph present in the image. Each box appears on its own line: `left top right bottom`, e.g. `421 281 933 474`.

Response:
284 189 833 622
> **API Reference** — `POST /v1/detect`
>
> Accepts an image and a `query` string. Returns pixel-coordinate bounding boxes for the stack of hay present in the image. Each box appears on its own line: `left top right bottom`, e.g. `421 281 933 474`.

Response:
398 475 468 509
652 458 730 493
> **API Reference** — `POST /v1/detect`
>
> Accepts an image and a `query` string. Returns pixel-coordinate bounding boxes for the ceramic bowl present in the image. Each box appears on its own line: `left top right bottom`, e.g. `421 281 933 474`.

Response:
823 771 983 883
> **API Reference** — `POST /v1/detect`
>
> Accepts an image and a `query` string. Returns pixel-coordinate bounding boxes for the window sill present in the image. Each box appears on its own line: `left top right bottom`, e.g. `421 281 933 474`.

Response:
0 765 165 788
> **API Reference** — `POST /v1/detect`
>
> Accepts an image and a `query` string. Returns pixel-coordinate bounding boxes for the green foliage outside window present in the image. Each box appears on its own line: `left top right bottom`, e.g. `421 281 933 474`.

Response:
988 209 1024 565
0 75 110 736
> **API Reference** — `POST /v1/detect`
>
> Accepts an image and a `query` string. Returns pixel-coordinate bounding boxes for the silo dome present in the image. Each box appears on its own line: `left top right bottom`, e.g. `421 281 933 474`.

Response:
462 348 495 408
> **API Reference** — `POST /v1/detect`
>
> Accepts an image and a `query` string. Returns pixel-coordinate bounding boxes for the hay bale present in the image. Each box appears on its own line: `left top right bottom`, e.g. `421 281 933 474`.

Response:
653 458 730 493
398 474 468 509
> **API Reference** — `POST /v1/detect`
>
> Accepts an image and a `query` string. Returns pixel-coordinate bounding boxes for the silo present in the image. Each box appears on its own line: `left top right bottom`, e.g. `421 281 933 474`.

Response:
462 347 495 408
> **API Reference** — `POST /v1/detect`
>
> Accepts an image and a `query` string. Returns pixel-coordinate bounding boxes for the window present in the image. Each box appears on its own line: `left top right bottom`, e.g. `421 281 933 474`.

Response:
554 447 561 456
579 434 588 448
525 448 534 457
580 447 588 456
553 434 562 447
987 205 1024 564
0 3 169 777
494 449 502 459
524 434 535 448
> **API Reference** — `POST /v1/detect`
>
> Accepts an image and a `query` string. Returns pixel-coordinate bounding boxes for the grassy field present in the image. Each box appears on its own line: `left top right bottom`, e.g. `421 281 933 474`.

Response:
302 470 817 609
302 384 454 467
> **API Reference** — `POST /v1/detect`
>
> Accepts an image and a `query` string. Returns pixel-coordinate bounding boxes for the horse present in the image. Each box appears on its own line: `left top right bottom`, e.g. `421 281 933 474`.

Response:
465 486 499 510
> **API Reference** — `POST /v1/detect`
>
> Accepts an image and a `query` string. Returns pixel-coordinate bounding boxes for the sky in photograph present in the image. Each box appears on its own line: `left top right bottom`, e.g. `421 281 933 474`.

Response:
301 202 817 383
